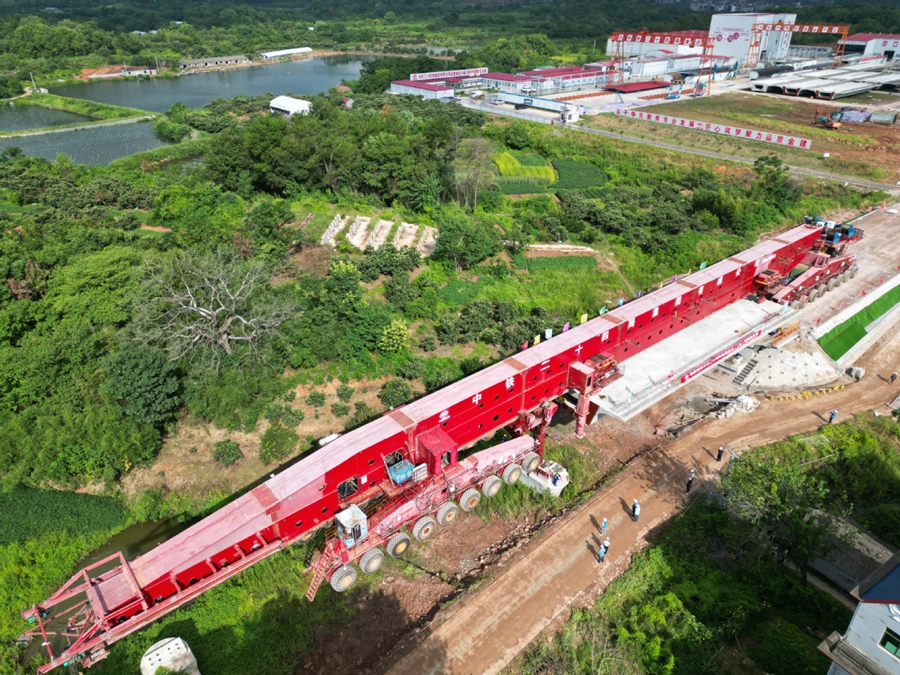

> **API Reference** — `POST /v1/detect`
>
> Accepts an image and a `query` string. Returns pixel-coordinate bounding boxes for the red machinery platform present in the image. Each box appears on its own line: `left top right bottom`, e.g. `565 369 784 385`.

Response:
24 222 845 673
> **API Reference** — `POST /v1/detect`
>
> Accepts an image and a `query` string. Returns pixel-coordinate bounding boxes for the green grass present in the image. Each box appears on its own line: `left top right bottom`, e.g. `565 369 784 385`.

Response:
100 544 356 675
497 182 547 195
19 93 150 121
480 256 622 317
818 283 900 359
0 488 126 545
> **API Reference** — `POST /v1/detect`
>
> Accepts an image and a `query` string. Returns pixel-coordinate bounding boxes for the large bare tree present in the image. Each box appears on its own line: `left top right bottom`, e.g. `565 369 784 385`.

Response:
453 137 494 212
134 247 296 370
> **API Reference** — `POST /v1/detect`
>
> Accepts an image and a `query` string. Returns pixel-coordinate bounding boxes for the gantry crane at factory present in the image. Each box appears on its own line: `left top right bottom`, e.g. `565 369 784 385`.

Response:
23 221 861 673
746 21 851 69
607 30 717 94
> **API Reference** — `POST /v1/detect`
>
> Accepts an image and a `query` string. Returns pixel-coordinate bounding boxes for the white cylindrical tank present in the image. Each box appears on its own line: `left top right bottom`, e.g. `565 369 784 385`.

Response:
140 637 201 675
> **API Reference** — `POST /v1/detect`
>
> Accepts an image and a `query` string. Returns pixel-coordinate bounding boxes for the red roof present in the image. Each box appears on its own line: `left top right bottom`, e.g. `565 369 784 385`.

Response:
391 79 453 92
520 66 585 77
606 80 669 93
842 33 900 42
482 72 533 82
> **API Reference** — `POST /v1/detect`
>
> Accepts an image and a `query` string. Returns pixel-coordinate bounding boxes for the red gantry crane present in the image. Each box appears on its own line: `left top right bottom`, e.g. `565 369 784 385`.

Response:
23 221 861 673
608 30 717 94
746 21 851 69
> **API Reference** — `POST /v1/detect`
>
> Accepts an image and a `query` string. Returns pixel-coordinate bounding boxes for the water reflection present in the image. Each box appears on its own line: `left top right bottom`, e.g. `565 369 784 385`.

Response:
0 103 90 132
51 57 367 112
0 121 165 165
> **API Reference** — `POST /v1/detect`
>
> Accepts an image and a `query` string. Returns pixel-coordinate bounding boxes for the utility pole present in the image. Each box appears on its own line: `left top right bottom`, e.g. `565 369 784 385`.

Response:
29 72 37 93
592 38 597 58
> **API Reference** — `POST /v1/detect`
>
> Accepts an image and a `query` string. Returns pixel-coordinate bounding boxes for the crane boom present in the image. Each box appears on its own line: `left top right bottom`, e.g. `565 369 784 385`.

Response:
23 223 828 672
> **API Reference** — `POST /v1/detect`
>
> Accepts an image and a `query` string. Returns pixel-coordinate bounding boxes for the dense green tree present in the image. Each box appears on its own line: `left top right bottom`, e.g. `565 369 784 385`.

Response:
101 344 180 425
378 378 412 408
432 212 501 271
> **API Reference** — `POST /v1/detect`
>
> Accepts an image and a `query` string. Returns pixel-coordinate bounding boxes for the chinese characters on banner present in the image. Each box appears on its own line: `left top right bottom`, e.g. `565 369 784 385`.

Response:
612 108 812 150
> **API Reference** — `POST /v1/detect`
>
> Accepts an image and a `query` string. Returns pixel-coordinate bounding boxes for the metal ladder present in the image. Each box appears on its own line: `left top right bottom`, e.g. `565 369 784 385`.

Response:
304 545 335 602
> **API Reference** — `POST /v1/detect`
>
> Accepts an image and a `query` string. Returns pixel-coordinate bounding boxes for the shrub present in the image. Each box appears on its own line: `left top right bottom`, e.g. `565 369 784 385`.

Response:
265 403 305 426
350 401 377 426
213 440 243 467
331 402 351 417
306 391 326 408
420 335 437 352
336 384 355 402
379 379 413 408
259 423 299 465
398 357 426 380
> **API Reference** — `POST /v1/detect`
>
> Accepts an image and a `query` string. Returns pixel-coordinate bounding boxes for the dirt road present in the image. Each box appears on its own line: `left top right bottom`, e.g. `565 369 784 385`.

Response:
385 323 900 675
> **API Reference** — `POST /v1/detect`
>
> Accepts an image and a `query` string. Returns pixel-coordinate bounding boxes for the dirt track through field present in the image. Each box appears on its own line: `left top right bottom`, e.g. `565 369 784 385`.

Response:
384 324 900 675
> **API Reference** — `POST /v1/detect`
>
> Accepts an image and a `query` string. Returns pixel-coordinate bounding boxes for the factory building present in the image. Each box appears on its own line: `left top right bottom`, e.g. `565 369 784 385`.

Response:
708 12 797 64
389 80 454 99
269 96 311 116
839 33 900 60
178 55 250 69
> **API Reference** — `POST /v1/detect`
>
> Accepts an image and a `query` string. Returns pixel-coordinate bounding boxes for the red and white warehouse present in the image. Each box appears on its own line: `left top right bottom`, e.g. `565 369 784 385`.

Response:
389 79 454 99
839 33 900 60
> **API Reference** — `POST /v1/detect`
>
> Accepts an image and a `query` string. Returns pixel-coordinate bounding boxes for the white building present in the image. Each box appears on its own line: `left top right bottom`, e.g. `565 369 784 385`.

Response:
819 550 900 675
269 96 311 116
259 47 313 60
389 80 454 100
840 34 900 61
709 12 797 65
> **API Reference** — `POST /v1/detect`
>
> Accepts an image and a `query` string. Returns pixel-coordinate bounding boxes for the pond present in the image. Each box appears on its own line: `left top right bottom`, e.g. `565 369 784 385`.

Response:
50 56 367 113
0 102 90 132
0 120 166 165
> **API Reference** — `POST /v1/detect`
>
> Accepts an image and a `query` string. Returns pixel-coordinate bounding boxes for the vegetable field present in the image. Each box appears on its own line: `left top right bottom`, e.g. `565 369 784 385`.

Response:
511 152 549 167
551 159 607 190
0 487 127 545
493 152 555 183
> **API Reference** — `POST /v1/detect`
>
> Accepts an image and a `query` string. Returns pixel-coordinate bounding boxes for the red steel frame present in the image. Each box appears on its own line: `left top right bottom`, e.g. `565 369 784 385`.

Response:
747 22 851 69
24 223 829 673
607 30 717 95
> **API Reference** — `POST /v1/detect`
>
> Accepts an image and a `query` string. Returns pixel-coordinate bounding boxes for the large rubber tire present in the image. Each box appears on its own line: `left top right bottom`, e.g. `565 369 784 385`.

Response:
817 285 826 297
502 463 522 485
850 267 858 278
520 452 541 474
827 279 836 291
386 532 411 558
790 300 802 311
436 502 459 526
330 564 357 593
800 297 808 308
459 488 481 512
412 516 437 542
807 288 818 303
359 548 385 574
481 475 502 498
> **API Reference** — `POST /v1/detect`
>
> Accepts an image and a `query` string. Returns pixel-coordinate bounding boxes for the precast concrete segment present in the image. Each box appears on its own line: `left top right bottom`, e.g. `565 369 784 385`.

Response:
596 299 788 421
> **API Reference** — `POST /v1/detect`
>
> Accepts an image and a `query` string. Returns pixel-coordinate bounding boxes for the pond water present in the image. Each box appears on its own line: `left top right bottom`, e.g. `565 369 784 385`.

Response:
0 103 90 132
0 120 166 165
77 517 191 568
50 56 367 113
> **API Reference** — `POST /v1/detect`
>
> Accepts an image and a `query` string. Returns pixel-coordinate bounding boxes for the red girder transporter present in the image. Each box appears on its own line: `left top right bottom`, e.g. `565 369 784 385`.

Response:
24 222 851 672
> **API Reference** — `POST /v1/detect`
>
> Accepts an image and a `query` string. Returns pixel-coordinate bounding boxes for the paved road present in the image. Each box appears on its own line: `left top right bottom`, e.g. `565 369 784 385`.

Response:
386 317 900 675
461 101 899 194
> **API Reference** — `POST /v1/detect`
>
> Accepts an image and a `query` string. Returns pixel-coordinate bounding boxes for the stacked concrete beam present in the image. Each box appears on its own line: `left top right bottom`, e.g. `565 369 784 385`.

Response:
320 214 346 247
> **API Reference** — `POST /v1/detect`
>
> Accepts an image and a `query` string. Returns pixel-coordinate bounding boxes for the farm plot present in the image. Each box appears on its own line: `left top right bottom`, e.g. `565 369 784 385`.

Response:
551 159 608 190
492 152 556 184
